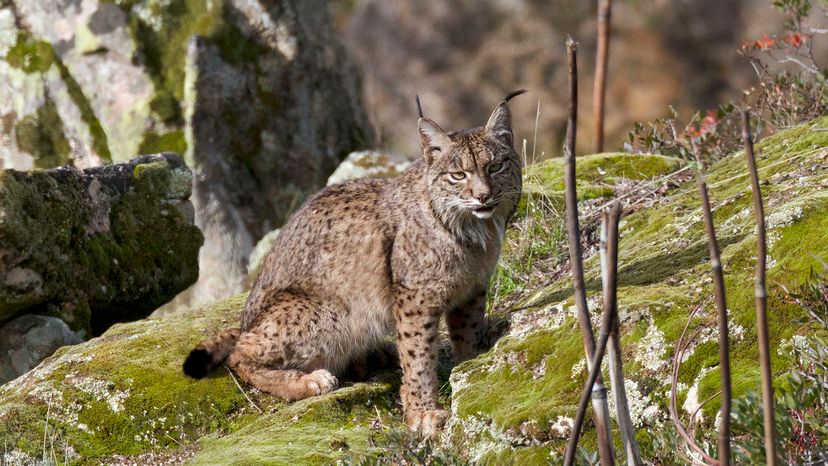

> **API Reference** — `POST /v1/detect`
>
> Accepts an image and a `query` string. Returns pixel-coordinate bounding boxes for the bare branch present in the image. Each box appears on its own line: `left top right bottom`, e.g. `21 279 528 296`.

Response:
742 111 778 466
692 138 732 466
562 35 614 466
593 0 612 153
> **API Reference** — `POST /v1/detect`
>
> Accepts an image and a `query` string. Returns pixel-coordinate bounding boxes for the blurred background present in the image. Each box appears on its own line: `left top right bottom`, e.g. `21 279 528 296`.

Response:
332 0 796 157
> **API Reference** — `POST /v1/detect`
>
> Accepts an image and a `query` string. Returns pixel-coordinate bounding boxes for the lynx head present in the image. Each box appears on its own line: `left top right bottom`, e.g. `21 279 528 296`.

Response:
418 91 524 246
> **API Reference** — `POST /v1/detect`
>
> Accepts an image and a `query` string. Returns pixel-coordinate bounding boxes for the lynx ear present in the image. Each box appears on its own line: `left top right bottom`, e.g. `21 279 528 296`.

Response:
485 102 513 147
418 117 450 165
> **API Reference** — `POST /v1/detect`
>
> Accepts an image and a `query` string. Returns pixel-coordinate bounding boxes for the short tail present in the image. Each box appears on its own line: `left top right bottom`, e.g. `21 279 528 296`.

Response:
183 328 241 379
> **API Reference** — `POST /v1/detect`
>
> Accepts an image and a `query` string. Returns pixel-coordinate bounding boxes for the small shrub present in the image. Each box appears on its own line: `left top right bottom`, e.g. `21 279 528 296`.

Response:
627 0 828 164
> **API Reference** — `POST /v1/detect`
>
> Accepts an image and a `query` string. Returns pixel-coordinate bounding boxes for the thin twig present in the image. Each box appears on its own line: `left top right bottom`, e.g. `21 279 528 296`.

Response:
670 303 719 466
691 390 723 429
225 365 263 414
562 35 614 466
564 266 617 466
593 0 612 153
601 202 642 465
692 138 732 466
742 111 778 465
43 393 52 463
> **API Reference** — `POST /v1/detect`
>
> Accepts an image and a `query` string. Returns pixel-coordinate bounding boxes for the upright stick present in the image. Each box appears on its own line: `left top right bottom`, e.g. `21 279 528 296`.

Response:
742 111 777 465
693 140 732 466
593 0 612 153
563 36 614 466
601 203 643 465
564 291 615 466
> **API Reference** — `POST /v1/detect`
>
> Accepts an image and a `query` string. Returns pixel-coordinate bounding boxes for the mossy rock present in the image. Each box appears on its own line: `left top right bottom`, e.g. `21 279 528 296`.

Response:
0 293 400 465
448 117 828 462
0 153 202 336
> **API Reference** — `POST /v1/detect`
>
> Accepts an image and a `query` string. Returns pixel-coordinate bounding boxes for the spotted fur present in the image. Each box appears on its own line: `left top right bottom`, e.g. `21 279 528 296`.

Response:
183 93 524 436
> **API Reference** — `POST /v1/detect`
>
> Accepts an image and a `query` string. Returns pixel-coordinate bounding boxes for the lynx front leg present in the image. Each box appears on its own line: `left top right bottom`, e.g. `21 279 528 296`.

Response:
447 289 487 363
394 289 448 437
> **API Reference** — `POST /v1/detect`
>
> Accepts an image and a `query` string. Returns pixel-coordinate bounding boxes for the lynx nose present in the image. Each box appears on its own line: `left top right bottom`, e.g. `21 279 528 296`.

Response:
474 192 491 204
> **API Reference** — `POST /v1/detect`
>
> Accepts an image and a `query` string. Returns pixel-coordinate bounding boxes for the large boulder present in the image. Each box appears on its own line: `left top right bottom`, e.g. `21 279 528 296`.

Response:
0 152 202 337
0 0 373 310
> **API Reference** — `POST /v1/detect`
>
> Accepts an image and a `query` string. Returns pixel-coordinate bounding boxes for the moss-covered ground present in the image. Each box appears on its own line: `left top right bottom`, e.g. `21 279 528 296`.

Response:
448 116 828 462
0 292 403 465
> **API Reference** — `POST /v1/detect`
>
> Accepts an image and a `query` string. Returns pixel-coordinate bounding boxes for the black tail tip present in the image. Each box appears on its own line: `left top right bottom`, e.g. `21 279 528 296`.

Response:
183 348 211 379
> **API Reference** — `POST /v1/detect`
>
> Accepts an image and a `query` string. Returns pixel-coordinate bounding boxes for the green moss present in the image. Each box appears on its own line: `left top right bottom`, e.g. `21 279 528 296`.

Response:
523 153 684 198
191 383 399 465
14 97 71 167
6 32 54 73
54 59 112 162
0 294 249 463
479 445 552 466
137 130 187 157
453 322 584 433
149 91 183 126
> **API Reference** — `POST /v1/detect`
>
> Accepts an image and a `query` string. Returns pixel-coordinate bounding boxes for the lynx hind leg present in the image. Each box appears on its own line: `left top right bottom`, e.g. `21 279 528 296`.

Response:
227 290 343 401
229 357 338 401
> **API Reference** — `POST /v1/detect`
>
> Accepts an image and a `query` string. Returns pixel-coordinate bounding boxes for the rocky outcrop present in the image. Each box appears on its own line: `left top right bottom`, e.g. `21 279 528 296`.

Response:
0 0 373 311
2 118 825 464
0 152 202 338
0 315 83 384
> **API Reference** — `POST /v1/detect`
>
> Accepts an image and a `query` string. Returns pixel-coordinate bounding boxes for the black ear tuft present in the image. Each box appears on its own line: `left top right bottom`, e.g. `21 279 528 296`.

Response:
183 348 212 379
504 89 527 102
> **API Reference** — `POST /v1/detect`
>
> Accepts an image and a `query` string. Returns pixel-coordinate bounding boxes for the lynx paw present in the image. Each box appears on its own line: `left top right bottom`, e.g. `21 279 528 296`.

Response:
406 409 448 438
303 369 339 396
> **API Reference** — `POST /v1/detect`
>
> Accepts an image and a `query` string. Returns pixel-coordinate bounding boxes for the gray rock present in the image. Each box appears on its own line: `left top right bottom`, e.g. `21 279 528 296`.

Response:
179 1 372 308
0 153 203 335
326 150 411 186
0 314 83 384
1 0 372 312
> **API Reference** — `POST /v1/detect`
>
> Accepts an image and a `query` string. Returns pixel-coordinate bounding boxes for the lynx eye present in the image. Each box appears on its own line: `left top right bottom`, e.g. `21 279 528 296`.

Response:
488 161 504 173
448 172 467 181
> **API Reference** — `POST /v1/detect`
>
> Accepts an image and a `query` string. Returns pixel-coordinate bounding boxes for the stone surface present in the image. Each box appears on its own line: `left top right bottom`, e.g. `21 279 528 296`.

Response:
326 150 411 186
0 0 373 311
1 118 825 464
0 152 202 335
0 314 83 384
